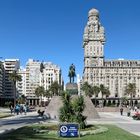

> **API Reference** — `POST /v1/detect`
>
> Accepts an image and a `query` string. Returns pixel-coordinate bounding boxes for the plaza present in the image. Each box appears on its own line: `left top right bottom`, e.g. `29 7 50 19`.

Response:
0 1 140 139
0 107 140 139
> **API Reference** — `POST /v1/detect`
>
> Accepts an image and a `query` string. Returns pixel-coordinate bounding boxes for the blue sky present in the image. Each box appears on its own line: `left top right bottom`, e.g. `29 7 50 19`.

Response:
0 0 140 83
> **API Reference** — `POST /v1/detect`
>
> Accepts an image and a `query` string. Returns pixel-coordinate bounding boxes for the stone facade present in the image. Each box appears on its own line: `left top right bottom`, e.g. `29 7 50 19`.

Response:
83 9 140 102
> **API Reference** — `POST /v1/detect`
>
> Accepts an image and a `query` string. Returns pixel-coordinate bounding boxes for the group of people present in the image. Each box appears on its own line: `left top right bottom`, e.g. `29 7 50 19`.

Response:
120 105 140 116
10 104 27 115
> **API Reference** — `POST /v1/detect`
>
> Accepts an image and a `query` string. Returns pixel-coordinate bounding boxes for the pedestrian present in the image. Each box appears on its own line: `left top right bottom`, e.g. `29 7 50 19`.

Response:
127 107 131 117
15 104 20 115
23 105 27 115
120 107 123 115
134 106 137 112
10 105 13 114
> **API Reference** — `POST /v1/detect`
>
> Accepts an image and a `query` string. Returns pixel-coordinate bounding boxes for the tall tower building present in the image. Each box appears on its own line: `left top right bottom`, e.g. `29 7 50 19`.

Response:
25 59 41 98
83 9 105 83
83 9 140 105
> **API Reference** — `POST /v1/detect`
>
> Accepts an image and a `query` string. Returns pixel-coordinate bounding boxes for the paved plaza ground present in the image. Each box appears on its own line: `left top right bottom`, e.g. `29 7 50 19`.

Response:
0 107 140 137
90 112 140 137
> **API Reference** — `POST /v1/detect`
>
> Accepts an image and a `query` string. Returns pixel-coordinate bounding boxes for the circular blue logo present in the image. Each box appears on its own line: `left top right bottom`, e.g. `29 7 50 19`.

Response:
60 126 68 133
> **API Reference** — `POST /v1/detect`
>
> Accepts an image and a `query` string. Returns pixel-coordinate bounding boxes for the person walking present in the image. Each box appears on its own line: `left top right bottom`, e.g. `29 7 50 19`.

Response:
23 105 27 115
120 107 123 115
10 105 13 114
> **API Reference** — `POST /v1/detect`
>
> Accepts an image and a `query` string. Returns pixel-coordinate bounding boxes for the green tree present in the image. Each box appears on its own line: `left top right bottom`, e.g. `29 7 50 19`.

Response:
121 96 128 106
59 92 87 129
40 62 45 73
125 83 136 107
81 82 92 97
50 81 61 96
9 70 22 106
35 86 45 106
99 84 110 107
59 91 73 122
17 94 26 104
72 96 87 129
92 86 100 107
45 89 50 98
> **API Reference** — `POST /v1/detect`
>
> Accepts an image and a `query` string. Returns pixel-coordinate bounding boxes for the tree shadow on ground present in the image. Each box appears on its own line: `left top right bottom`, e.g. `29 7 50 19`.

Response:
0 126 59 140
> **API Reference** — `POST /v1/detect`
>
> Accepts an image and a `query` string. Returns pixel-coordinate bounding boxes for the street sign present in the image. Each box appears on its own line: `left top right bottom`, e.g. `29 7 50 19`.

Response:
59 123 79 137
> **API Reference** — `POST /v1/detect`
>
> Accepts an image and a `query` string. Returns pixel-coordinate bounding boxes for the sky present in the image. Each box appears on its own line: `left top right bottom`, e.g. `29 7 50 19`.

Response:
0 0 140 84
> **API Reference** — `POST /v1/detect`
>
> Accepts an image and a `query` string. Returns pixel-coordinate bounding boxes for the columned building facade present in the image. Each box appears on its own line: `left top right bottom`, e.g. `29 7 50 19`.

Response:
83 9 140 105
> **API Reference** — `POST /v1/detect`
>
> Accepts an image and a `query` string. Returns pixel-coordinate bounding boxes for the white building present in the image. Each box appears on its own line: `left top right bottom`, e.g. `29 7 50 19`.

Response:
77 74 82 96
40 62 62 90
3 59 20 99
17 68 26 97
25 59 62 105
83 9 140 105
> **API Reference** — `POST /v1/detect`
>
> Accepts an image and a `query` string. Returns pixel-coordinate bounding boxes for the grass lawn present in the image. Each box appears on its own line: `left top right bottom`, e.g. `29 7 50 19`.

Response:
0 112 13 118
0 124 140 140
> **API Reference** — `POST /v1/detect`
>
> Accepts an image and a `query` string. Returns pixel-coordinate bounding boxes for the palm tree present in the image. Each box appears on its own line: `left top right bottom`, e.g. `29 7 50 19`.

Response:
59 91 73 122
125 83 136 107
40 62 45 86
121 96 128 106
59 92 87 129
81 82 92 97
92 86 100 107
49 81 61 96
17 94 26 104
40 62 45 73
9 70 22 107
99 84 105 106
99 84 110 107
104 87 110 99
71 95 87 129
45 89 50 98
35 86 45 106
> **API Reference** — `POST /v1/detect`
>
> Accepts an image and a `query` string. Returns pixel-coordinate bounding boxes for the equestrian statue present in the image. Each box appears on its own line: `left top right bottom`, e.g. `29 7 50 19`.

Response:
68 64 76 83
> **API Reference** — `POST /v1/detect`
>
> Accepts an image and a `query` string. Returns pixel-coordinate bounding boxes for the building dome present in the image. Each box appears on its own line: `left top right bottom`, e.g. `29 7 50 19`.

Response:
88 8 99 17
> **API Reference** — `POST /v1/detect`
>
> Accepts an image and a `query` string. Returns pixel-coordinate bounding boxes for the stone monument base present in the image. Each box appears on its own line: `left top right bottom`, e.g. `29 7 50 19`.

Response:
46 95 100 120
66 83 78 95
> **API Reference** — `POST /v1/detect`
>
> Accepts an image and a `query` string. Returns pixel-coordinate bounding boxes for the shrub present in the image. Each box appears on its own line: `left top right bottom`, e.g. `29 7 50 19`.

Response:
59 92 87 129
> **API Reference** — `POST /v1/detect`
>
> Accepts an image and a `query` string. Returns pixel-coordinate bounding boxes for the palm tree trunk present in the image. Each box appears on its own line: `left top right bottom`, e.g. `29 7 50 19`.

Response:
130 93 133 107
95 96 97 107
14 81 16 107
102 94 104 107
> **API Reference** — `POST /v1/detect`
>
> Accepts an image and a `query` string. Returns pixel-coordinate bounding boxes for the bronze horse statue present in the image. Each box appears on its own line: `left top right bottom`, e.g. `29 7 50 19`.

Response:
68 64 76 83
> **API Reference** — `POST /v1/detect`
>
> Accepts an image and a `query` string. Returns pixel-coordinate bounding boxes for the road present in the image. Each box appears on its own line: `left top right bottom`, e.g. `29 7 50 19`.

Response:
0 108 140 137
0 112 44 134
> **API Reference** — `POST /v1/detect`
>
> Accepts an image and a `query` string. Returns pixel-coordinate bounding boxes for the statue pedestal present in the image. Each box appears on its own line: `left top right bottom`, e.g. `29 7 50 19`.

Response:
66 83 78 95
